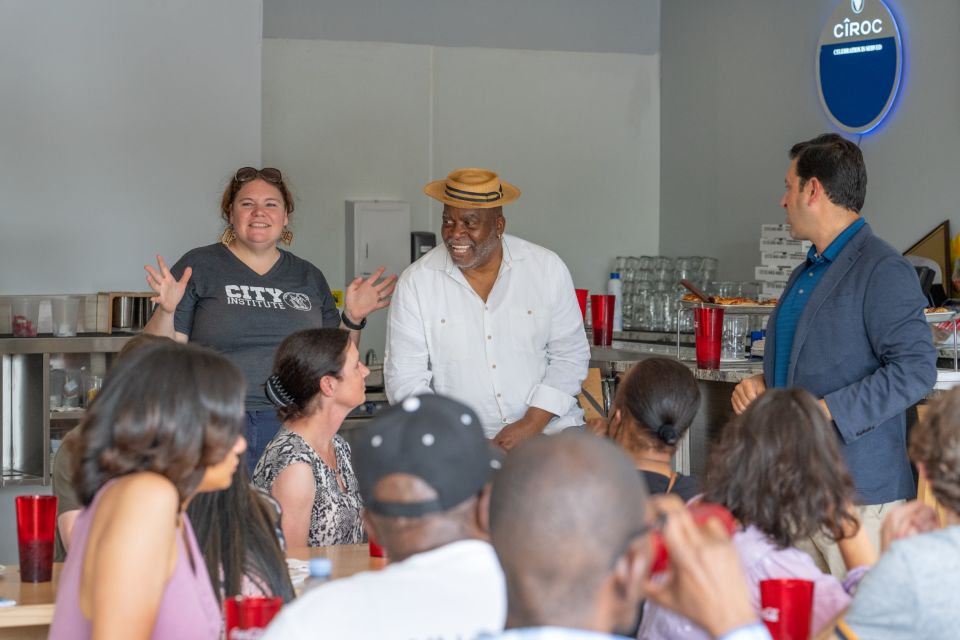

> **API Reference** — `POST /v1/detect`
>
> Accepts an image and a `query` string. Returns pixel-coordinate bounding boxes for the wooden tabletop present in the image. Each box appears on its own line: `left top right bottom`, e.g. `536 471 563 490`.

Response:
0 544 386 630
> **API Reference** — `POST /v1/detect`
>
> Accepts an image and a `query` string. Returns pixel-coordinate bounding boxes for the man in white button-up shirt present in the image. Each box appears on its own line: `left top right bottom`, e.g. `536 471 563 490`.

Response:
385 168 591 450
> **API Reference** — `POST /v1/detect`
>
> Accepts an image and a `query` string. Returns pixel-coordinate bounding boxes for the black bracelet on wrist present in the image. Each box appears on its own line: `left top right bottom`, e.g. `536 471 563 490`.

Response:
341 312 366 330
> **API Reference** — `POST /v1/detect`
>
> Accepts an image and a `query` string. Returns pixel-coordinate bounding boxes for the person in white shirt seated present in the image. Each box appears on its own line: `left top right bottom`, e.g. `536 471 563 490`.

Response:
261 394 506 640
482 431 773 640
385 168 591 451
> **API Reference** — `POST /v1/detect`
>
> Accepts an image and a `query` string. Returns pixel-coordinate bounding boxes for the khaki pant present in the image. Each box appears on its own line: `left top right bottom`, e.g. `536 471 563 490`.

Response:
794 500 904 579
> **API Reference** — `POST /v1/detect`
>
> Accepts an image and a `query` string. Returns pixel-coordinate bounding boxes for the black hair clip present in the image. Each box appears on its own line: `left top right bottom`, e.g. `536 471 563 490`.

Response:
265 374 295 408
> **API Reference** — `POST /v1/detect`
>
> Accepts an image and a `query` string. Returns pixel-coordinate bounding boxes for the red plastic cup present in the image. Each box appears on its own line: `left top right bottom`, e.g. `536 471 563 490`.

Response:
591 294 615 346
650 502 737 574
225 596 283 639
369 539 387 558
16 495 57 583
760 579 815 640
575 289 588 322
693 307 724 369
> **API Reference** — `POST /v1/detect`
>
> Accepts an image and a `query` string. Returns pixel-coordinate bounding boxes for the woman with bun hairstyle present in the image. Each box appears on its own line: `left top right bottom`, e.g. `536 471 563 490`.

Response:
639 387 877 640
588 357 702 501
253 328 369 548
144 168 395 471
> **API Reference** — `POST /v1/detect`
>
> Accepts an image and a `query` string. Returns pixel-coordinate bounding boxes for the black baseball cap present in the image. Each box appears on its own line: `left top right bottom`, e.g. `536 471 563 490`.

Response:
355 394 503 518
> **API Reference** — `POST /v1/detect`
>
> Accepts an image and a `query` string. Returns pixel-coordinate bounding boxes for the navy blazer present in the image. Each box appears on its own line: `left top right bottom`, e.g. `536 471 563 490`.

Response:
763 223 937 505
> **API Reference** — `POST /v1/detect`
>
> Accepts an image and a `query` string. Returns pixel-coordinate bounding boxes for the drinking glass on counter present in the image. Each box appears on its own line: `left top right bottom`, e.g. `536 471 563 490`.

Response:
627 256 642 271
11 297 40 337
694 308 724 369
654 256 674 271
16 495 57 582
51 297 80 337
639 256 655 270
82 374 103 407
620 268 636 283
615 256 627 272
591 294 615 346
61 369 82 408
50 369 65 409
722 315 749 359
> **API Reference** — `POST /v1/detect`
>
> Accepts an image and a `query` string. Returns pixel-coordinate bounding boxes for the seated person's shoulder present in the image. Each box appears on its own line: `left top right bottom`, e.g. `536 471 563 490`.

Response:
96 473 180 526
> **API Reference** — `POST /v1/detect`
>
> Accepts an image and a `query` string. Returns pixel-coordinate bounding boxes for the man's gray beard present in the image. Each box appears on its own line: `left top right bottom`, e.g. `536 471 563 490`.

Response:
448 232 501 270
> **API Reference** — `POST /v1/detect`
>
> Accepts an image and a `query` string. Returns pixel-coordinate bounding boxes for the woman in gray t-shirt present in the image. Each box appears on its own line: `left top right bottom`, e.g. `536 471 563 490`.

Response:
144 168 395 470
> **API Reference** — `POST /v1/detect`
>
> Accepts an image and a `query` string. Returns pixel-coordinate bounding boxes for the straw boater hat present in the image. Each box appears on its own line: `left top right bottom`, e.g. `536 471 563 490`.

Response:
423 168 520 209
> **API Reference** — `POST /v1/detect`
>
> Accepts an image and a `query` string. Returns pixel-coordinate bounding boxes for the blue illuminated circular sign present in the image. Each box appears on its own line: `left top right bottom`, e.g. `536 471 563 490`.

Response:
817 0 902 134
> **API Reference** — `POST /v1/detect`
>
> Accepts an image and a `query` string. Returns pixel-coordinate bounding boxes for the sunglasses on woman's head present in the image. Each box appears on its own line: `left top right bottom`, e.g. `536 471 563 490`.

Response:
235 167 282 185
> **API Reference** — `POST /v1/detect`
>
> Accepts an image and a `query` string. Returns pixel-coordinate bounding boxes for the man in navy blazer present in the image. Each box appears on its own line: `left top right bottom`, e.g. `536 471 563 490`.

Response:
732 134 937 576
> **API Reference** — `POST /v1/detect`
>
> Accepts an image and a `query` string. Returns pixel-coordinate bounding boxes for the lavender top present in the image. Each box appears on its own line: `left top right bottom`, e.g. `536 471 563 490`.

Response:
639 525 870 640
49 479 222 640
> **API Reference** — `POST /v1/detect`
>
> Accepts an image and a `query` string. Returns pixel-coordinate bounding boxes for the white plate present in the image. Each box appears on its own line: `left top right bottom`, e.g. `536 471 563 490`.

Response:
925 312 958 323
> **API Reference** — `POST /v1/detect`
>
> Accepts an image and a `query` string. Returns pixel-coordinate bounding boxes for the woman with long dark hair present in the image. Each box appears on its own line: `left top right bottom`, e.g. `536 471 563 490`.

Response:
639 388 877 640
589 358 701 501
253 328 369 547
49 342 247 640
187 450 295 604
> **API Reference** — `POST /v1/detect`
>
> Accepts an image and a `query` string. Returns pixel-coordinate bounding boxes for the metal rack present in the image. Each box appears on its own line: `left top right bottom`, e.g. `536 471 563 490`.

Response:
1 334 131 487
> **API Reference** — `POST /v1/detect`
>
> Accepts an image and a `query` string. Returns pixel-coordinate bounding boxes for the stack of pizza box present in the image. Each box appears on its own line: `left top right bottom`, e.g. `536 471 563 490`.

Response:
755 225 811 302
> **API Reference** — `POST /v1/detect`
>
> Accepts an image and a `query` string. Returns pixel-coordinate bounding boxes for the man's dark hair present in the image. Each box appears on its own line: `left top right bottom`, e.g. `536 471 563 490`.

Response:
704 388 858 548
489 432 647 624
789 133 867 213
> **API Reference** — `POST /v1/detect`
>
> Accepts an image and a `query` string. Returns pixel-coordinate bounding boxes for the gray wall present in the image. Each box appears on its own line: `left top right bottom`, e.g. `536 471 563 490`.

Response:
660 0 960 282
262 39 660 360
263 0 660 54
0 0 263 295
0 0 263 564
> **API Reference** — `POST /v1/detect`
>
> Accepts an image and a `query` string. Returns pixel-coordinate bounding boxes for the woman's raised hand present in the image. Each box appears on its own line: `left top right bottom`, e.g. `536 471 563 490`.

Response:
144 255 191 314
343 266 398 324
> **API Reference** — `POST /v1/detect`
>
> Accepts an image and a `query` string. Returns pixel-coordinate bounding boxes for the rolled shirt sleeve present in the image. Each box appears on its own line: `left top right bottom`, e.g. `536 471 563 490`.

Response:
526 260 590 426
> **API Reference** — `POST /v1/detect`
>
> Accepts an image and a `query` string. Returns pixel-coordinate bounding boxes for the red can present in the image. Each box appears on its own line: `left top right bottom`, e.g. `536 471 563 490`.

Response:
759 579 815 640
650 502 737 575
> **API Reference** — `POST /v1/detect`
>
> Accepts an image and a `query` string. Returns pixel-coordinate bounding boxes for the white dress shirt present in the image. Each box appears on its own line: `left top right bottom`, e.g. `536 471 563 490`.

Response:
385 234 591 438
261 539 506 640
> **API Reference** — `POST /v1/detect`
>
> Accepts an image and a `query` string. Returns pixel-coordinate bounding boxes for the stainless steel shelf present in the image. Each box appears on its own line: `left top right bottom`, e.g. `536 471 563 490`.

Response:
2 472 46 488
0 334 132 355
50 409 85 421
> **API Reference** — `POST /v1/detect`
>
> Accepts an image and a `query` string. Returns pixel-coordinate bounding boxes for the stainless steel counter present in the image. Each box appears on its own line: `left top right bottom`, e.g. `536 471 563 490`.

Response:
589 342 948 476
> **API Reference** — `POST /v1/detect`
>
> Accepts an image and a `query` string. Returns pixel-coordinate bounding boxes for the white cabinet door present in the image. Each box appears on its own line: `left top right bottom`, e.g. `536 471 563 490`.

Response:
346 201 411 281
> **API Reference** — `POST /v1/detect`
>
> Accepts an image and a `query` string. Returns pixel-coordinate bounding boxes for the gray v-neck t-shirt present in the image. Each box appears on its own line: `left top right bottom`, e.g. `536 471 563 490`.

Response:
171 243 341 410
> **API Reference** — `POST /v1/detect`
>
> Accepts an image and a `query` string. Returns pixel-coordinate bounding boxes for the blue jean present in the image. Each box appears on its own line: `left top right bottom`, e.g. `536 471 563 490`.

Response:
245 409 283 475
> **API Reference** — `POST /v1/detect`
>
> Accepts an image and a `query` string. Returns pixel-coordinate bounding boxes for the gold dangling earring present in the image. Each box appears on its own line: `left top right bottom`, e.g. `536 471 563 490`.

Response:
221 226 236 245
280 227 293 246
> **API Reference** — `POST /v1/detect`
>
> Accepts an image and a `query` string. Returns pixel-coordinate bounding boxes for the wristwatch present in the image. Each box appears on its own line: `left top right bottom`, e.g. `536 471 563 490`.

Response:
341 312 366 330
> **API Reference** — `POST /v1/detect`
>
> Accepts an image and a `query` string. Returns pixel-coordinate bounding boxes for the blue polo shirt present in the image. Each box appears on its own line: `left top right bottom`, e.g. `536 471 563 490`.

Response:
774 218 866 387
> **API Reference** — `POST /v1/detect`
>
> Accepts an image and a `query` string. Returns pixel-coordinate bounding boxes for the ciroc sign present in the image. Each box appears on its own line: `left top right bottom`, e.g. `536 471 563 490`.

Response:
817 0 902 134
